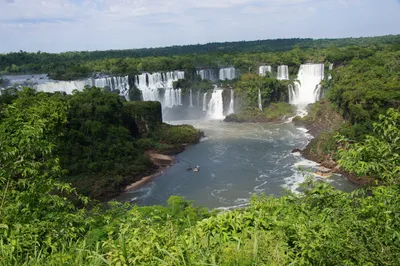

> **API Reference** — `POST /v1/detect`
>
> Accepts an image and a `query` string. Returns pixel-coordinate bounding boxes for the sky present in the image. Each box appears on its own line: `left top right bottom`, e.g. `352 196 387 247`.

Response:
0 0 399 53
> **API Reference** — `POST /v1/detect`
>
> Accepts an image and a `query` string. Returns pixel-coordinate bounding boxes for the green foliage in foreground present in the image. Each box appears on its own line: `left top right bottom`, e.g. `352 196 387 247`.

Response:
1 87 400 265
1 182 400 265
337 108 400 183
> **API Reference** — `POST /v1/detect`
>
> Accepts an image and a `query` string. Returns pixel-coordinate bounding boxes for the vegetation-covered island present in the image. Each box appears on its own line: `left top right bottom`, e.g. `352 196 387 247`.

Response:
1 34 400 265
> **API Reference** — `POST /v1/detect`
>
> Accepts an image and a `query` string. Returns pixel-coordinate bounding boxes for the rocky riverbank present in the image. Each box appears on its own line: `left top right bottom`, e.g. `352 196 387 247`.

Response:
124 153 175 192
293 99 375 186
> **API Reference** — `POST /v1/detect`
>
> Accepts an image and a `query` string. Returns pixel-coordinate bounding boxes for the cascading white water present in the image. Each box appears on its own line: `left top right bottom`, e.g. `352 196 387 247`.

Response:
277 65 289 80
207 89 225 120
219 67 236 80
189 89 193 107
202 92 208 112
288 84 295 104
289 63 325 110
197 69 217 81
259 66 272 76
227 89 234 115
135 71 184 108
258 88 263 111
178 89 182 106
35 76 130 99
36 80 88 95
328 63 333 80
93 76 130 97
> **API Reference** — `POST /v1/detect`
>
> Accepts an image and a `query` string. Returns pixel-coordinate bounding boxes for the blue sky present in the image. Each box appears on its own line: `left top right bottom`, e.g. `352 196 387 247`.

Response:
0 0 399 53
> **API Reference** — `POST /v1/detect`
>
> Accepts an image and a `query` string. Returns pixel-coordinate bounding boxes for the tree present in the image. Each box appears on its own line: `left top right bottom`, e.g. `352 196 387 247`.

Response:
0 88 87 254
235 74 288 108
337 108 400 182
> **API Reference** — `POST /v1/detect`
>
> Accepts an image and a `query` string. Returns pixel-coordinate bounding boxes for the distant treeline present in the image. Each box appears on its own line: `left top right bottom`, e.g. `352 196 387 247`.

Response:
1 34 400 80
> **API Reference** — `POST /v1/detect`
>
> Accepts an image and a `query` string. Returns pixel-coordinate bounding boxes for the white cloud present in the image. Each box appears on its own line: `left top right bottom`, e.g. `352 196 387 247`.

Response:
0 0 397 53
0 0 330 22
0 0 86 21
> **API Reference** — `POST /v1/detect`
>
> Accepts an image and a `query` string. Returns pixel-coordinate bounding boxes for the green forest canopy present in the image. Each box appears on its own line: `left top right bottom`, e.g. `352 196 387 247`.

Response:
1 34 400 80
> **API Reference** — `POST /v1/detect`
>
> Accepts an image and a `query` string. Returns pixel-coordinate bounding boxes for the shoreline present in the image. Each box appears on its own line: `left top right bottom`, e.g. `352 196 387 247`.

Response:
122 147 189 193
298 128 374 187
119 128 204 198
123 153 176 192
290 99 375 188
124 164 172 192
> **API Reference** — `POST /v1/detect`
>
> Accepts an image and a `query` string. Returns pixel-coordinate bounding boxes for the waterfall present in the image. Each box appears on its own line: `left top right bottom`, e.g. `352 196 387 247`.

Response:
288 84 296 104
207 89 225 120
93 76 130 98
36 80 88 95
164 87 182 108
202 92 208 112
135 71 184 108
258 88 263 111
197 69 217 81
277 65 289 80
35 76 130 99
259 66 272 76
328 63 333 80
176 89 182 106
289 63 324 109
189 89 193 107
219 67 236 80
227 89 234 115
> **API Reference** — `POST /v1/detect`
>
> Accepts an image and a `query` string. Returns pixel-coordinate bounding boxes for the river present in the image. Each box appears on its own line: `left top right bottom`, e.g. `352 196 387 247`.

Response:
118 120 356 209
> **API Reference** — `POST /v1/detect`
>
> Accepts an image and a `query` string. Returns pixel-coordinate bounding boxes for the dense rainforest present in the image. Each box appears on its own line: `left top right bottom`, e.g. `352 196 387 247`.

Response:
1 34 399 80
1 35 400 264
0 87 202 200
